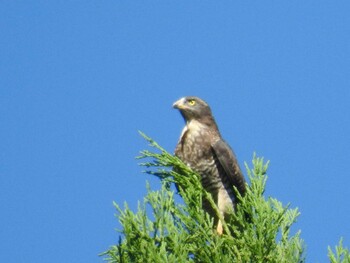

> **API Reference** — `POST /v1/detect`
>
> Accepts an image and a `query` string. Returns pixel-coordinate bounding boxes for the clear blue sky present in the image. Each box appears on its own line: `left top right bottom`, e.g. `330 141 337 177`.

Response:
1 1 349 262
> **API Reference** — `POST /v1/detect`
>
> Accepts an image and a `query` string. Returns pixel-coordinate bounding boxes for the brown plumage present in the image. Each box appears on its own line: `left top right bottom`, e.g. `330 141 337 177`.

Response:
173 96 246 234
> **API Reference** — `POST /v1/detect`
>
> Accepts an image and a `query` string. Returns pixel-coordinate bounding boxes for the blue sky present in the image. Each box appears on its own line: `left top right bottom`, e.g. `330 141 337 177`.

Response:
1 1 349 262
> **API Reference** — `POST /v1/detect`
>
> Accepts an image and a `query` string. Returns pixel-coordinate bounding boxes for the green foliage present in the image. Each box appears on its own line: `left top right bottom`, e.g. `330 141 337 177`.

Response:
101 132 348 262
329 238 350 263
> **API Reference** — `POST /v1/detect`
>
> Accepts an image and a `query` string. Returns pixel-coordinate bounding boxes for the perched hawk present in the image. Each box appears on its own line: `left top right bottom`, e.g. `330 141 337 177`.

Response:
173 96 246 234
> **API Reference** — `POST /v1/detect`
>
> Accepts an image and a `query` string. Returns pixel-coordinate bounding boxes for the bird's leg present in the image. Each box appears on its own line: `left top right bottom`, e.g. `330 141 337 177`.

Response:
216 220 224 235
216 189 228 235
216 188 236 235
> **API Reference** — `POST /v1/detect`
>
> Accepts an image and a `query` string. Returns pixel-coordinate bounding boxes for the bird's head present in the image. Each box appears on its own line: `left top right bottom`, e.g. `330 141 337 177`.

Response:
173 96 213 122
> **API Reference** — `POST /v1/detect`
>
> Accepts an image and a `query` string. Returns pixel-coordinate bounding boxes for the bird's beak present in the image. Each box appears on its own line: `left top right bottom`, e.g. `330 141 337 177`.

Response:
173 98 186 109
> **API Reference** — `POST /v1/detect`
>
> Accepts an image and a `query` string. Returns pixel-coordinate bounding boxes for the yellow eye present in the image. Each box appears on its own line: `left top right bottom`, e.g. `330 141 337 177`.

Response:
188 99 196 106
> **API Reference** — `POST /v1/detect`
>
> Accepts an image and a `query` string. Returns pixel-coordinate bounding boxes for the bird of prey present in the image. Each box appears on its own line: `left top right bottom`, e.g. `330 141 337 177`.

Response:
173 96 246 234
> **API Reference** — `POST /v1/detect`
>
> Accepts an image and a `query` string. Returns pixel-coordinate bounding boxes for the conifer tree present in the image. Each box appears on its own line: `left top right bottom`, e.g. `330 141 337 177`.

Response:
102 133 348 262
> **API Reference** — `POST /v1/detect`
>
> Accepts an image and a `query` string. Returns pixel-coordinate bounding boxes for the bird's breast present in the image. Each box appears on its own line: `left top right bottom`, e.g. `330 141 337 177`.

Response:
177 124 212 164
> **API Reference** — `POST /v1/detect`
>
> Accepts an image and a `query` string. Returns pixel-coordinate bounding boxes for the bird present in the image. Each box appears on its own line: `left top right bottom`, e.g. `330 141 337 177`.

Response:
173 96 246 234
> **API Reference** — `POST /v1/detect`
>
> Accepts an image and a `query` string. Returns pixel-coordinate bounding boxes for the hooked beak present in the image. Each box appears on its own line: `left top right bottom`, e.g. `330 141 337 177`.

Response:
172 97 186 109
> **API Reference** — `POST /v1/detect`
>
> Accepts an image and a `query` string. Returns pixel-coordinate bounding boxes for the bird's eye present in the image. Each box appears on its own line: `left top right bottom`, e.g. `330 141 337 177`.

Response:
188 99 196 106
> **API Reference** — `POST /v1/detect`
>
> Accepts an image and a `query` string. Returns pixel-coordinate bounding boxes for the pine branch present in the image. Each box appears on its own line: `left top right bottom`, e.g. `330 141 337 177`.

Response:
329 238 350 263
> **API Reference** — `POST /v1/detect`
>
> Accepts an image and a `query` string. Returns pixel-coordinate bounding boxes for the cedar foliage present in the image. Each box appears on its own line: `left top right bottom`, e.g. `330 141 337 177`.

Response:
102 132 348 262
329 238 350 263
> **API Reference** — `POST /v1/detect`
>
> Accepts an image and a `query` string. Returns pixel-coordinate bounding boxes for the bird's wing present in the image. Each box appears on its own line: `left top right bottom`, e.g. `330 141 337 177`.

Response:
211 139 246 195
